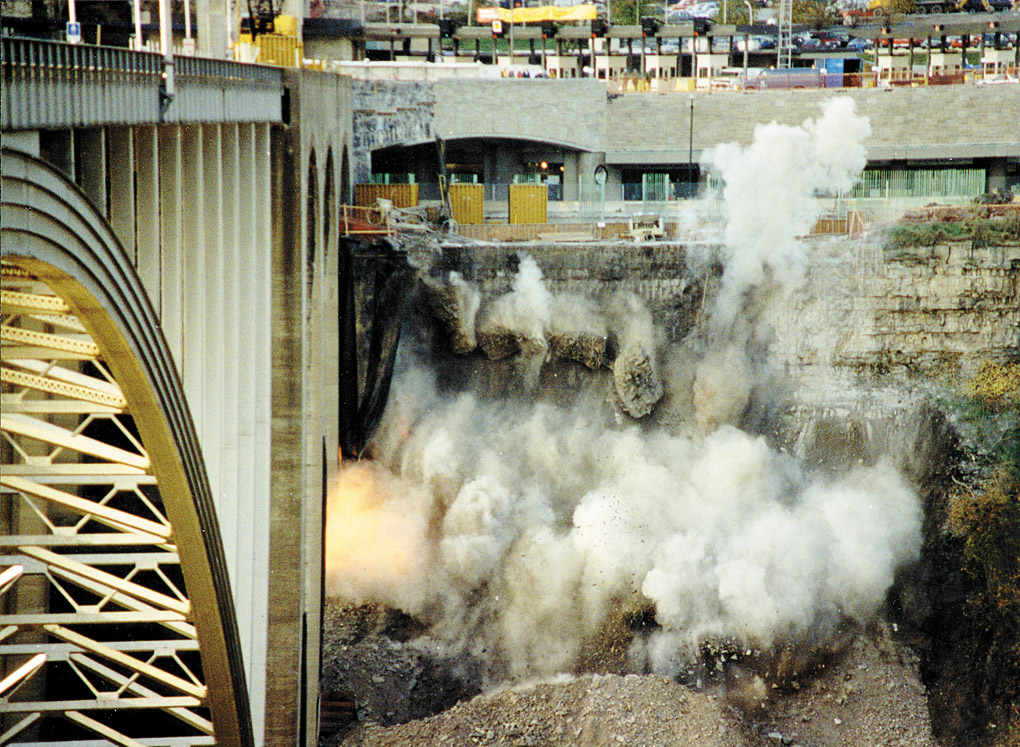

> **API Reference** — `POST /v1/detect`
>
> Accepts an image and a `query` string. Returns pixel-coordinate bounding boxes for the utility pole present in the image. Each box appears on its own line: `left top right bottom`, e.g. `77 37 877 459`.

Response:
743 0 752 75
688 93 694 194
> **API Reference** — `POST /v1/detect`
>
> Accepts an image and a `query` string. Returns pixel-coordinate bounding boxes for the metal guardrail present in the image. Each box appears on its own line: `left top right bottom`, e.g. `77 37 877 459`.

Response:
603 63 1019 93
2 36 285 130
174 51 286 85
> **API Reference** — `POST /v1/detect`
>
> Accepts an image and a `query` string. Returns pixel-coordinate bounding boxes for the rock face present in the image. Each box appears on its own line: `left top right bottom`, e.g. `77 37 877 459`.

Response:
427 242 698 342
417 244 692 418
343 232 1014 747
426 236 1018 397
421 272 480 355
418 235 1018 423
763 236 1020 396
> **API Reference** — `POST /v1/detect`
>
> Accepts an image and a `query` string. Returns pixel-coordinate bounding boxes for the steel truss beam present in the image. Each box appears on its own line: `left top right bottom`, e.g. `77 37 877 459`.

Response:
1 273 213 745
2 148 252 747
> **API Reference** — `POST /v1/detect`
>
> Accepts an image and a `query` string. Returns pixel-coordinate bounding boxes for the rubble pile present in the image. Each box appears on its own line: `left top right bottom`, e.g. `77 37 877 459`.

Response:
323 600 937 747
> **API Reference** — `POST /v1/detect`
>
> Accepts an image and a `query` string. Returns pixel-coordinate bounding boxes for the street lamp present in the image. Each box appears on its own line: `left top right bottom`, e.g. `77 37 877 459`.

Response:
688 93 694 196
743 0 753 75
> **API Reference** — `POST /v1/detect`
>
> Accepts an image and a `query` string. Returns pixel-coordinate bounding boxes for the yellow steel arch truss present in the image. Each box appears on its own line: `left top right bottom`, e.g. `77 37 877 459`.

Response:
1 148 251 747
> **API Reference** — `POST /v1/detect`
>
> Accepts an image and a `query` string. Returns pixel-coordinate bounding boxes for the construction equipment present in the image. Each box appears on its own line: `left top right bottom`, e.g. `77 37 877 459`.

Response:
628 212 665 241
242 0 279 39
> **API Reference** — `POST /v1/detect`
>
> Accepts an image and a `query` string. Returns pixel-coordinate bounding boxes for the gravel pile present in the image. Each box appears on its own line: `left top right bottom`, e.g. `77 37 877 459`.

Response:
341 673 762 747
761 623 936 747
323 602 936 747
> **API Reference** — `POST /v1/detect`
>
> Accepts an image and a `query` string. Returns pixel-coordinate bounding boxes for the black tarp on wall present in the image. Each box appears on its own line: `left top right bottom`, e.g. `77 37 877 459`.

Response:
338 237 411 460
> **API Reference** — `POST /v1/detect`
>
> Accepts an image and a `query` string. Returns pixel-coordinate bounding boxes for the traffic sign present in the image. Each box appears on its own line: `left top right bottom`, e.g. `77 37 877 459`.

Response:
66 21 82 44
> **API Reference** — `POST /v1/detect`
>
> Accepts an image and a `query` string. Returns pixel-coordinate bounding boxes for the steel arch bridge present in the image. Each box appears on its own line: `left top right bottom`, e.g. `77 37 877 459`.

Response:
1 148 253 747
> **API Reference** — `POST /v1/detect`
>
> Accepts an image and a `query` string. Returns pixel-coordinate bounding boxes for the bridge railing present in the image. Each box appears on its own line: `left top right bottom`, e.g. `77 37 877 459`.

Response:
2 36 284 130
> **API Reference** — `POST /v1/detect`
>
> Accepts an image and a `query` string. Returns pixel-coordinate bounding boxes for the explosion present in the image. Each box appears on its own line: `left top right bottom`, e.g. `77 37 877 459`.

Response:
325 98 920 686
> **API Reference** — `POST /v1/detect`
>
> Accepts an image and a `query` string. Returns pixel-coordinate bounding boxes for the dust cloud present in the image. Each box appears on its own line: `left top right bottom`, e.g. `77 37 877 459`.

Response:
702 96 871 329
325 97 921 682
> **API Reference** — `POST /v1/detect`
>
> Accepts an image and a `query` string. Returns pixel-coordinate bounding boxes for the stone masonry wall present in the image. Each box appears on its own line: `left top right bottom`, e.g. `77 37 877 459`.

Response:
432 79 608 154
352 80 435 184
604 85 1020 162
422 80 1020 163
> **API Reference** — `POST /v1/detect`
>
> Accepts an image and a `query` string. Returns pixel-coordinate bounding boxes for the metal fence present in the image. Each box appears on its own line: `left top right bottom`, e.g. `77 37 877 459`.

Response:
849 168 986 200
2 36 285 129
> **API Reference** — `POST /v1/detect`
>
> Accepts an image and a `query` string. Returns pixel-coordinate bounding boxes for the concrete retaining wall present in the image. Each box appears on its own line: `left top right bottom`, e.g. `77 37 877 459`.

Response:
422 80 1020 163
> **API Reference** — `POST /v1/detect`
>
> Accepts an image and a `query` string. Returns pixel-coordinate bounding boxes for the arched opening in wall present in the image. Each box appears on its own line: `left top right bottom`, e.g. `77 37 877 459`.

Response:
324 149 335 255
340 145 351 206
307 150 319 274
370 137 581 202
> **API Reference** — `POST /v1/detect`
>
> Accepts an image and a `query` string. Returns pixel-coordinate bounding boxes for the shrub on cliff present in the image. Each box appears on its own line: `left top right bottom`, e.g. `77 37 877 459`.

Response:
966 361 1020 477
937 361 1020 747
886 215 1020 252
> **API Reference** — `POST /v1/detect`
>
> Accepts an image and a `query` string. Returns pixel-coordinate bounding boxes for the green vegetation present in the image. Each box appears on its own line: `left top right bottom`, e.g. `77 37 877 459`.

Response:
792 0 843 28
941 361 1020 747
885 210 1020 251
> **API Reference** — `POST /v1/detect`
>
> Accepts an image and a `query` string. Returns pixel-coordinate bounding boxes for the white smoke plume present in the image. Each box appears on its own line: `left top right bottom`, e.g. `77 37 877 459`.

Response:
476 254 552 360
704 96 871 328
327 376 921 680
324 96 919 684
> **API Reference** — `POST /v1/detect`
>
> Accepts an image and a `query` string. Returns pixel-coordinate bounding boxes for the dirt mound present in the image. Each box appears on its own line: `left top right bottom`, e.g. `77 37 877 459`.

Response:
323 604 937 747
761 623 936 747
341 673 761 747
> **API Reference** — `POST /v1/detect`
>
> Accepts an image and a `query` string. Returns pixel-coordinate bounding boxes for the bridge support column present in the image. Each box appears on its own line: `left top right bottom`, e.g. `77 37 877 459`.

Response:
137 126 161 304
77 128 106 210
108 126 136 259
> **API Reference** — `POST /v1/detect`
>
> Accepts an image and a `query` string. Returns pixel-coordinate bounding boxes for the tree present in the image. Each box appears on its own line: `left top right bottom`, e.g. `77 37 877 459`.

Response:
609 0 639 25
791 0 842 28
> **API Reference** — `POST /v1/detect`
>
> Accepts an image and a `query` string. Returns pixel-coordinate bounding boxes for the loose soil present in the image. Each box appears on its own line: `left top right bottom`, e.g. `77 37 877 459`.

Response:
321 602 936 747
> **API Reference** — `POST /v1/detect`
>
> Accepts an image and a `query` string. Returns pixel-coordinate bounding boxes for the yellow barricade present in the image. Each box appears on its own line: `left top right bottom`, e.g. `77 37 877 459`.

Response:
354 184 420 209
255 33 303 67
449 184 485 225
509 184 547 225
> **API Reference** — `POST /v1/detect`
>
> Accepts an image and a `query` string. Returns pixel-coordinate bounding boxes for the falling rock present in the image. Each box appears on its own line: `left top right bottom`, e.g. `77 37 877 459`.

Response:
422 271 481 354
614 346 663 418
